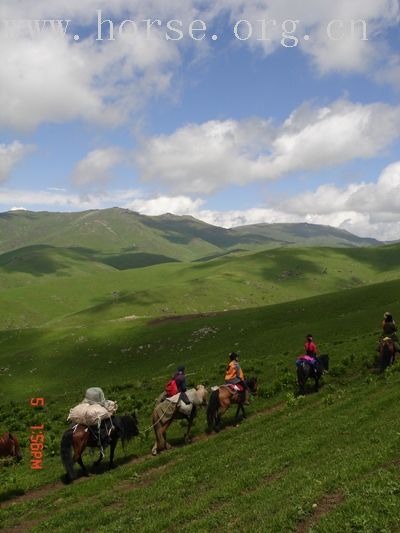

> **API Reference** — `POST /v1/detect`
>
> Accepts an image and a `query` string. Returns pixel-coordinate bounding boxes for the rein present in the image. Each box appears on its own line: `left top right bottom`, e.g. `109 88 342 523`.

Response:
140 402 176 438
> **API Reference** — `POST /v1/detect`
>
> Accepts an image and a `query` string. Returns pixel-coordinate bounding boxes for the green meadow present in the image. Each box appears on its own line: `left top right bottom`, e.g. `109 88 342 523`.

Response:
1 213 400 531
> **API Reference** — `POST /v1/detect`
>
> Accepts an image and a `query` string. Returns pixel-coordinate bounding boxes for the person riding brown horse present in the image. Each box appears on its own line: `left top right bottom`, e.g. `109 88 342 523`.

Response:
207 376 257 432
224 352 250 405
0 432 23 461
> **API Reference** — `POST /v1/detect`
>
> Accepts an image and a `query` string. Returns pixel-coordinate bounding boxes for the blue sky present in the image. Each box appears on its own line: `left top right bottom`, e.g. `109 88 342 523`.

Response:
1 1 400 239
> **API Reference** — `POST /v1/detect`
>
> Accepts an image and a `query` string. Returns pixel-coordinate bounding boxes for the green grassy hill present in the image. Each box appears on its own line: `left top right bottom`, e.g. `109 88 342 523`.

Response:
1 277 400 530
0 211 398 531
0 209 380 261
1 242 400 329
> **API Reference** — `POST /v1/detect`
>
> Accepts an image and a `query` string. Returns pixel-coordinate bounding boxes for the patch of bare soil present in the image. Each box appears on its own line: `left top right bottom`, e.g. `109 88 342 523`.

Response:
148 311 221 326
296 492 345 533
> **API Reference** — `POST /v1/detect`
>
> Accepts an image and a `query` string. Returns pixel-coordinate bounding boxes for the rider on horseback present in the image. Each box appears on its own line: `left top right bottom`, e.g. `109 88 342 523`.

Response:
304 334 319 358
381 312 399 350
296 334 320 371
173 365 191 405
225 352 249 405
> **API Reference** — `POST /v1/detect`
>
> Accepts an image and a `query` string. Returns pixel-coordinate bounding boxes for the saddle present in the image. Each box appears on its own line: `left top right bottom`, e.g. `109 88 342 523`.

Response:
224 383 244 394
296 355 319 367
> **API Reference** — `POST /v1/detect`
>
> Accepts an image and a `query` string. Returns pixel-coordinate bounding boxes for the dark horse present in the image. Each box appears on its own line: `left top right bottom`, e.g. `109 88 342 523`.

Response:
0 432 23 461
297 354 329 395
60 414 139 484
378 337 397 372
207 377 258 432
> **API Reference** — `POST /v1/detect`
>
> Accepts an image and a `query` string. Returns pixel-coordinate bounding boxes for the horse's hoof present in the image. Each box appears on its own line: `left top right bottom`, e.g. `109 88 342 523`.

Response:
83 471 90 477
64 475 73 485
151 445 158 456
165 443 172 450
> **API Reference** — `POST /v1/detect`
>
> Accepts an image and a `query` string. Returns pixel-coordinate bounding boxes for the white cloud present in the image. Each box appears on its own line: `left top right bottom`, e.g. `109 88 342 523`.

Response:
71 147 125 186
0 188 141 210
1 0 399 133
3 161 400 240
215 0 399 74
0 26 179 131
126 195 204 216
0 141 34 182
134 100 400 193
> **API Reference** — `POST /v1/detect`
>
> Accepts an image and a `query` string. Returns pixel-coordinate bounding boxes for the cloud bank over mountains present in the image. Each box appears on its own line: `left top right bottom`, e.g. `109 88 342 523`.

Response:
1 0 400 240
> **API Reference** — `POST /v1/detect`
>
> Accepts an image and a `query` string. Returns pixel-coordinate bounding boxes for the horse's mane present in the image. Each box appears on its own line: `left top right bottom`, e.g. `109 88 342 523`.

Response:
112 415 139 444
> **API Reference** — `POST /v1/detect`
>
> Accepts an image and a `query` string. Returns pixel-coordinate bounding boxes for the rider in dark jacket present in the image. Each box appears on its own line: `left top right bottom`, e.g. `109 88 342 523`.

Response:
174 366 190 405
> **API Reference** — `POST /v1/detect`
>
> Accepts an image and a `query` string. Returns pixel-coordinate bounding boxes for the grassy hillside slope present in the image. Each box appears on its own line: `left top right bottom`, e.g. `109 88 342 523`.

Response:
0 209 380 260
1 278 400 530
1 243 400 328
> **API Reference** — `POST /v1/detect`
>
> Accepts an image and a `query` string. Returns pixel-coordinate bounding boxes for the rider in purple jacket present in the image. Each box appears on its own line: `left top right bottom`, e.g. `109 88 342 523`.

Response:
174 366 190 404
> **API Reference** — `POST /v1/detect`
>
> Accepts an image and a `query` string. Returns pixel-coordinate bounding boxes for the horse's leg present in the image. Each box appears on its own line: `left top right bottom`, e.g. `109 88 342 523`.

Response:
215 400 229 432
153 419 171 454
184 408 197 444
162 420 173 450
109 433 118 469
77 455 90 476
297 367 304 395
72 431 90 476
94 449 104 466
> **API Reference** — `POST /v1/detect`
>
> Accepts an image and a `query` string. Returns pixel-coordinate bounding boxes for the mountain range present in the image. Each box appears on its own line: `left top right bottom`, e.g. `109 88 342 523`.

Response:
0 208 381 261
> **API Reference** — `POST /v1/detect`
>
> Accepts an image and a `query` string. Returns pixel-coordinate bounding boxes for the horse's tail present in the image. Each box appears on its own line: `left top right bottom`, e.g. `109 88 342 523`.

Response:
207 390 220 429
116 415 139 447
60 429 74 483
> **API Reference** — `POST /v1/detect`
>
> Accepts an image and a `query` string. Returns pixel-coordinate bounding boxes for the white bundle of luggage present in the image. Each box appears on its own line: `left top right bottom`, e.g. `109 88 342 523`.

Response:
68 387 118 427
165 392 193 416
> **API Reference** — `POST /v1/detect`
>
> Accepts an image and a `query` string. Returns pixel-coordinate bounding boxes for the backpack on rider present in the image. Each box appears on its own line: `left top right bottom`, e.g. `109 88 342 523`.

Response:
165 378 179 397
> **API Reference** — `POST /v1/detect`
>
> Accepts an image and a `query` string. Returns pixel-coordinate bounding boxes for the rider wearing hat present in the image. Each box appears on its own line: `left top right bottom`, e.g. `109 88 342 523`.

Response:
381 312 399 352
173 365 190 405
225 352 249 405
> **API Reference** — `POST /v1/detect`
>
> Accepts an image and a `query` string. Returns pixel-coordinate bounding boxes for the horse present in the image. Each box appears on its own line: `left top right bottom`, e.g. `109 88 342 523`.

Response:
297 354 329 395
60 414 139 484
378 337 398 372
206 377 258 433
0 432 23 461
151 385 208 456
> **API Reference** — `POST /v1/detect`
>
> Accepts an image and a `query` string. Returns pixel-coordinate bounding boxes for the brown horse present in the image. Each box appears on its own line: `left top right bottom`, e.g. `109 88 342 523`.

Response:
151 385 208 455
0 432 23 461
60 414 139 484
207 378 258 432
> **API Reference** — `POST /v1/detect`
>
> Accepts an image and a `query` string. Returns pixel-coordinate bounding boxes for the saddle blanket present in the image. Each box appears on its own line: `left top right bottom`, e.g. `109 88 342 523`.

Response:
165 393 193 416
224 383 244 393
296 355 318 367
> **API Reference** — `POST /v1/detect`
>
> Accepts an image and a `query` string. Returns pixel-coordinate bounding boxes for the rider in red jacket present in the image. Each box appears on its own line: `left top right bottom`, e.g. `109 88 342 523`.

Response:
304 334 319 358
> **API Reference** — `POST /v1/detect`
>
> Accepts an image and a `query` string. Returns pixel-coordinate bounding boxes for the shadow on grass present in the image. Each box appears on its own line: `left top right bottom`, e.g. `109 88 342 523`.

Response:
0 487 25 503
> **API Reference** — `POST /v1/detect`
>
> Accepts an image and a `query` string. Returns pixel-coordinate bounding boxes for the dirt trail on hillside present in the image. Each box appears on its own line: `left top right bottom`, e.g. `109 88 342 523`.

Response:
148 311 222 326
296 492 345 533
0 401 285 513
